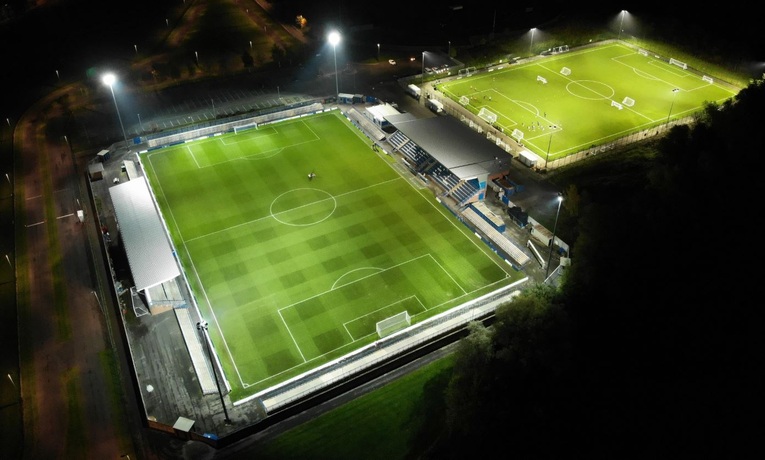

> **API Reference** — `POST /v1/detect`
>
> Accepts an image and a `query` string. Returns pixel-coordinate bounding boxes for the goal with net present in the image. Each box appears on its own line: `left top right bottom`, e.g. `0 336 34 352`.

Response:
511 128 524 142
560 67 571 76
622 97 635 107
669 58 687 70
702 75 714 83
537 75 547 84
611 100 623 110
234 123 257 134
478 107 498 124
376 311 411 338
459 95 470 106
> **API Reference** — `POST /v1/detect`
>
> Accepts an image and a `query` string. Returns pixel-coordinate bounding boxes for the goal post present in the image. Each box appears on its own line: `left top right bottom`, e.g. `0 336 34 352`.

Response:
622 97 635 107
376 311 411 338
702 75 714 83
536 75 547 84
459 95 470 106
560 67 571 76
611 100 623 110
478 107 498 124
511 129 524 142
669 58 687 70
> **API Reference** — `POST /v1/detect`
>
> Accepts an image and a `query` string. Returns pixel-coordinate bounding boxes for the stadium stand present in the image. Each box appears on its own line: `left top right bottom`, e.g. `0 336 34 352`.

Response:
345 107 386 142
462 207 531 268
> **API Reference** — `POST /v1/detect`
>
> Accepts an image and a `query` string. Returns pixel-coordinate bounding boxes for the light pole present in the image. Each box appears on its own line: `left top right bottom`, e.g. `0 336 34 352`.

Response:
137 113 143 134
529 28 537 55
101 73 128 147
448 40 451 55
421 51 426 84
328 31 341 96
195 50 199 66
618 10 627 40
197 321 231 424
545 193 563 279
666 88 680 124
377 43 380 61
545 132 553 170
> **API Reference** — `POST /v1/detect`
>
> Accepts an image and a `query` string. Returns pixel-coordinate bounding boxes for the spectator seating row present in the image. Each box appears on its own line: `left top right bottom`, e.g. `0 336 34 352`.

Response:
462 208 531 268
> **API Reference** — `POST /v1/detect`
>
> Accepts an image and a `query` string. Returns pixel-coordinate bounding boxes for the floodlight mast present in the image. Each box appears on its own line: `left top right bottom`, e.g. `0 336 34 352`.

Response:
101 73 128 147
197 321 232 424
666 88 680 124
545 193 564 279
618 10 627 40
529 28 537 55
328 31 341 96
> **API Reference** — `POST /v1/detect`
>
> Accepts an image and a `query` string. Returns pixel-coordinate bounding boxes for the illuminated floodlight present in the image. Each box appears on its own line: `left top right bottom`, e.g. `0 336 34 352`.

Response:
101 73 128 146
328 31 341 95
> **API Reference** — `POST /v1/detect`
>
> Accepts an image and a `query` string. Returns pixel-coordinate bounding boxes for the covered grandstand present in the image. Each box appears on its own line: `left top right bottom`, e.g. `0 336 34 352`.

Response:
384 114 511 206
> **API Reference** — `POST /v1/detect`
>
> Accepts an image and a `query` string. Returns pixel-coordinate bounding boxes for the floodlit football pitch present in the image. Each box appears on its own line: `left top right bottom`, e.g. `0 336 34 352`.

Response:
440 43 739 162
140 110 524 400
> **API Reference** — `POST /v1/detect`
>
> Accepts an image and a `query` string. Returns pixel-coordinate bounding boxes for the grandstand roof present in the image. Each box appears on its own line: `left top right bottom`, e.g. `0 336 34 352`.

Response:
365 103 400 124
385 114 509 180
109 176 181 292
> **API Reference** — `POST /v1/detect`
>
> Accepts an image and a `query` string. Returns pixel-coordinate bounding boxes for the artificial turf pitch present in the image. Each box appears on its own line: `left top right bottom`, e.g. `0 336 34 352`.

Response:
140 110 523 399
440 42 738 162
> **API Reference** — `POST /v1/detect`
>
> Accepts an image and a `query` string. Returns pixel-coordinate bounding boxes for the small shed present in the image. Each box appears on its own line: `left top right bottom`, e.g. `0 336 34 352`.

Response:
96 149 111 162
88 162 105 181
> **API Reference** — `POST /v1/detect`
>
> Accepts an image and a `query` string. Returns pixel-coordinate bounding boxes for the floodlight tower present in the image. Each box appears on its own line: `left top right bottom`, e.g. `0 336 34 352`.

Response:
666 88 680 124
529 28 537 55
101 73 128 147
545 193 564 279
421 51 425 84
618 10 627 40
197 321 232 425
328 31 341 96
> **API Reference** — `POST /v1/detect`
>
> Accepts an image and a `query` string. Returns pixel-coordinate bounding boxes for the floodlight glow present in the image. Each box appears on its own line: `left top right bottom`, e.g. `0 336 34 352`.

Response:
101 72 128 146
328 31 340 46
328 31 341 95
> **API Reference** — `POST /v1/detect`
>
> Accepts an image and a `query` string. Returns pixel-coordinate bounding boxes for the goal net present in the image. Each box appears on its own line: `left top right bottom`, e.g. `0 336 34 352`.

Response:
459 95 470 106
560 67 571 76
511 128 524 142
459 67 477 77
536 75 547 84
376 311 411 338
611 100 623 110
234 123 257 134
669 58 687 70
622 97 635 107
702 75 714 83
478 107 498 124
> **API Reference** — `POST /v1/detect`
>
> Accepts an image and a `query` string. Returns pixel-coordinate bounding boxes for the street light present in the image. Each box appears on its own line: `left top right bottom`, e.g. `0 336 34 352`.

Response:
101 73 128 147
328 31 341 96
666 88 680 124
448 40 451 55
545 193 563 279
377 43 380 61
197 321 232 425
618 10 627 40
530 28 537 55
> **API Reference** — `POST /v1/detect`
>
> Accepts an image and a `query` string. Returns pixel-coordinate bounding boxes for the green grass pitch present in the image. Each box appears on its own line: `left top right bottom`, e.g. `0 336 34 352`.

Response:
440 43 739 162
140 110 524 400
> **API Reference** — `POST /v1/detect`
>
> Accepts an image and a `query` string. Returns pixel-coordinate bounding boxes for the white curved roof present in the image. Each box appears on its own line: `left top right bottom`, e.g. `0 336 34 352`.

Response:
109 176 180 291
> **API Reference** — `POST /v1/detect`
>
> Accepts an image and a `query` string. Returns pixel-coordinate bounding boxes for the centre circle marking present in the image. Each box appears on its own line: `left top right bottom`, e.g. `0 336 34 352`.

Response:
270 188 337 227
